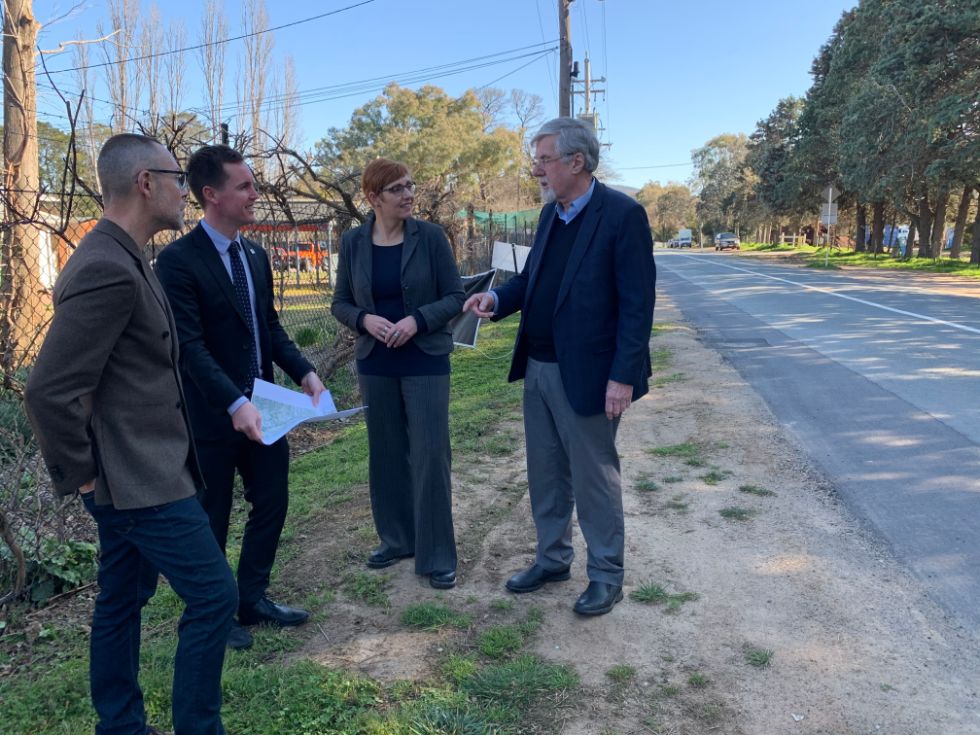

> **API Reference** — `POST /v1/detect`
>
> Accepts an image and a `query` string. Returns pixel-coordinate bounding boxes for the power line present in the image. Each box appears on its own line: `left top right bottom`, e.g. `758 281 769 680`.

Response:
618 163 691 170
535 0 558 105
212 42 557 116
219 47 558 118
477 50 556 91
40 0 377 75
37 42 557 123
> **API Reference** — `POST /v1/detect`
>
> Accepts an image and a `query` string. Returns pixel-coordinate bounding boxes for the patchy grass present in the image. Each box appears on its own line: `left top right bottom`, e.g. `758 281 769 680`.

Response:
666 494 689 512
744 646 775 668
490 598 515 613
651 347 672 371
700 469 732 486
654 372 686 388
649 442 702 461
606 664 637 684
719 506 757 522
630 583 699 612
477 624 526 659
342 571 391 608
400 602 472 631
462 654 579 714
738 484 776 497
634 474 662 493
687 673 710 689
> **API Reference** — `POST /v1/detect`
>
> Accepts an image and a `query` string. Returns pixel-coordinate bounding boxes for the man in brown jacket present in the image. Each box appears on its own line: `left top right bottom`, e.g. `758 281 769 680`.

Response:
25 133 237 735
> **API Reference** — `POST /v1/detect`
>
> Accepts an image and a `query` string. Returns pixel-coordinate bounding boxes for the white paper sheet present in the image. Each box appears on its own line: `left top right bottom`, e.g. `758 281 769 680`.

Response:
250 379 363 445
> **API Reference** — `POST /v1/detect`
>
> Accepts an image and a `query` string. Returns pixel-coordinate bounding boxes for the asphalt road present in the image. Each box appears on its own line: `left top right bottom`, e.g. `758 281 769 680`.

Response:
658 250 980 633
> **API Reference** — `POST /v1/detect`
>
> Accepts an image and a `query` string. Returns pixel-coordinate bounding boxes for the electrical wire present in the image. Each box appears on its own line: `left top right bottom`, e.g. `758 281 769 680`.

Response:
40 0 378 75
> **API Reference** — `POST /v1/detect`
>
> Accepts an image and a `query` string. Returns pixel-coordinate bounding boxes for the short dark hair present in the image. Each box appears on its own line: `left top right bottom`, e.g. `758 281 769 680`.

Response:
186 145 246 208
97 133 164 204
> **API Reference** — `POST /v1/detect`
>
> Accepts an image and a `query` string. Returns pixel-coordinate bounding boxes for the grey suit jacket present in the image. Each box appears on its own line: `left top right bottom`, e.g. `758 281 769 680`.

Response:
24 219 201 509
331 216 464 360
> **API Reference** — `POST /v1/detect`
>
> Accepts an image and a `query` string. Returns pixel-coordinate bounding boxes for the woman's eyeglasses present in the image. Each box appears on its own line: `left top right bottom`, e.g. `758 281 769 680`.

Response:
381 181 416 195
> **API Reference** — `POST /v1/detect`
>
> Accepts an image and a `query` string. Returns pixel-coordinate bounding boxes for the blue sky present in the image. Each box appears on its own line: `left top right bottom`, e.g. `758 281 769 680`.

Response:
35 0 856 190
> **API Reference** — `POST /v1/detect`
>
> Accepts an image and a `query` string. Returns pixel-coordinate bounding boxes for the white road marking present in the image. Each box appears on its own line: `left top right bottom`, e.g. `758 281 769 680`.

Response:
672 255 980 336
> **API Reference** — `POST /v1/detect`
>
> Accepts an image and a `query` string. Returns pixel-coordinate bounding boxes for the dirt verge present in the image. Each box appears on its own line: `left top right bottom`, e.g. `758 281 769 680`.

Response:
287 292 980 734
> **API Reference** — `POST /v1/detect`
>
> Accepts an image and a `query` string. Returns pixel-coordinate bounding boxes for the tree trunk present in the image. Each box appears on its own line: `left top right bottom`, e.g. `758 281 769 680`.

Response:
971 207 980 266
906 220 917 261
1 0 45 380
950 186 973 260
855 204 867 252
871 202 885 255
917 194 932 258
930 188 949 258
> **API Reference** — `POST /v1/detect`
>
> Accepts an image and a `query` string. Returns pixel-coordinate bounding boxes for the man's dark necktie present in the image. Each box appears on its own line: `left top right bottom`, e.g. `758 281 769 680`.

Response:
229 240 261 390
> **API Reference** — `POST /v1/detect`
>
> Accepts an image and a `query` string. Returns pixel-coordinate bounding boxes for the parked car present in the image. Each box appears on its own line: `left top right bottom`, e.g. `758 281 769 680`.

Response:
714 232 740 250
667 228 693 248
272 242 329 271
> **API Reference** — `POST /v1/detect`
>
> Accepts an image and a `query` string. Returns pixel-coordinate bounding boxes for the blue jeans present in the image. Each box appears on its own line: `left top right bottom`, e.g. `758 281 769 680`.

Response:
82 493 237 735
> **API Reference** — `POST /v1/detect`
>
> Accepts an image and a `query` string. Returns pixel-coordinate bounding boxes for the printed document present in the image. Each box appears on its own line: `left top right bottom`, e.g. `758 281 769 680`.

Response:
251 379 363 445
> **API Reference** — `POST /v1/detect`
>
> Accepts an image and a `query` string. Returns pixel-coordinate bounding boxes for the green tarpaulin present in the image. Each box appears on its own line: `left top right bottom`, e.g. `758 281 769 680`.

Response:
456 208 541 228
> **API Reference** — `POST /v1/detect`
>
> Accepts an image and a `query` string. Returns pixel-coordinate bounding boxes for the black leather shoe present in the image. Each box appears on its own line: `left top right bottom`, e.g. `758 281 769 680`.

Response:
367 548 414 569
238 596 310 627
429 570 456 589
505 564 571 593
573 582 623 616
226 621 253 650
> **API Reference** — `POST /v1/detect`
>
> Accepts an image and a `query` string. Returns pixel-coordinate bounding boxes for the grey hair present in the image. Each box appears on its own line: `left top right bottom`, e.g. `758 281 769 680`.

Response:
97 133 164 204
531 117 600 173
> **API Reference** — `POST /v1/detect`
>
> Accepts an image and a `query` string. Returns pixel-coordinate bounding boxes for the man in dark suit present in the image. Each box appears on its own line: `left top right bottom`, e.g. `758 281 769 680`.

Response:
464 117 656 616
155 145 324 650
25 133 237 735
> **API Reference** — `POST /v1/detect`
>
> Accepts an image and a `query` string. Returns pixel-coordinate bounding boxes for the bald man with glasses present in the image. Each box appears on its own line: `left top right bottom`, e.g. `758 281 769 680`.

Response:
25 133 237 735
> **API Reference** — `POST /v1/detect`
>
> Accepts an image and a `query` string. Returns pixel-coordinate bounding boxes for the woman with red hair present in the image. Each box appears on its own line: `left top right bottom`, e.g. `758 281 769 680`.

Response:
332 158 464 589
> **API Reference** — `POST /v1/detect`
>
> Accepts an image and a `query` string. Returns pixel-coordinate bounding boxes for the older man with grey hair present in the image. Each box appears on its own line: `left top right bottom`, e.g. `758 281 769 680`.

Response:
465 117 656 616
25 133 237 734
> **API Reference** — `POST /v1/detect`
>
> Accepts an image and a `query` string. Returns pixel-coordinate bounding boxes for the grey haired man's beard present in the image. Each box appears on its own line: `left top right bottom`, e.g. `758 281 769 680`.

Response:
539 186 556 204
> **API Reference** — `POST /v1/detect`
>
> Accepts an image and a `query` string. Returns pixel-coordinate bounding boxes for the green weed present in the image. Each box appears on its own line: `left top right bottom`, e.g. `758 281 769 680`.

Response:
400 602 472 630
719 506 756 521
744 647 774 668
342 571 391 608
738 484 776 497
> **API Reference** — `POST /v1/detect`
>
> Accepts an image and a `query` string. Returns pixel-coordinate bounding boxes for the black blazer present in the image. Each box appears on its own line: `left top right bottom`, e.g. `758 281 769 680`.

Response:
331 215 464 360
494 181 656 417
155 223 315 441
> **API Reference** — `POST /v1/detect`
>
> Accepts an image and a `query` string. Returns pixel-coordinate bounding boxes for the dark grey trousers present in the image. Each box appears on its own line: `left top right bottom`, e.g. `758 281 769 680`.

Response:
523 359 624 586
359 373 457 575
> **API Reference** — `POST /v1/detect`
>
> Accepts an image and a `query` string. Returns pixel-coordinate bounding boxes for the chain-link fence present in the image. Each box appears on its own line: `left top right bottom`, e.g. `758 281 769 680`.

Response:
0 193 353 607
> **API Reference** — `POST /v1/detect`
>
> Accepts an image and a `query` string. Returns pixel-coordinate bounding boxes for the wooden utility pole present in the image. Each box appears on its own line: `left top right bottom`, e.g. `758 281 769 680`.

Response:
1 0 46 375
558 0 573 117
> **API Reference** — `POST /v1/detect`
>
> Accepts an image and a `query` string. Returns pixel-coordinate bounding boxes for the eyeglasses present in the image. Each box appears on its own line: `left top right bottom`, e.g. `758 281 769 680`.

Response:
530 154 572 169
146 169 188 189
380 181 416 195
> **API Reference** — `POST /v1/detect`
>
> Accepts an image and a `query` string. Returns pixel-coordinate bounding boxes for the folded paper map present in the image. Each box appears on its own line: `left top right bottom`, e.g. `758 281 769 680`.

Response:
251 379 363 445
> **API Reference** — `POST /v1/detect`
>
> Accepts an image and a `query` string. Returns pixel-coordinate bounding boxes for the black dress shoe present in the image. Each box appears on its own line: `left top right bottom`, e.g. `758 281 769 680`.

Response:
367 548 414 569
238 596 310 627
573 581 623 616
226 621 253 650
505 564 571 593
429 570 456 589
